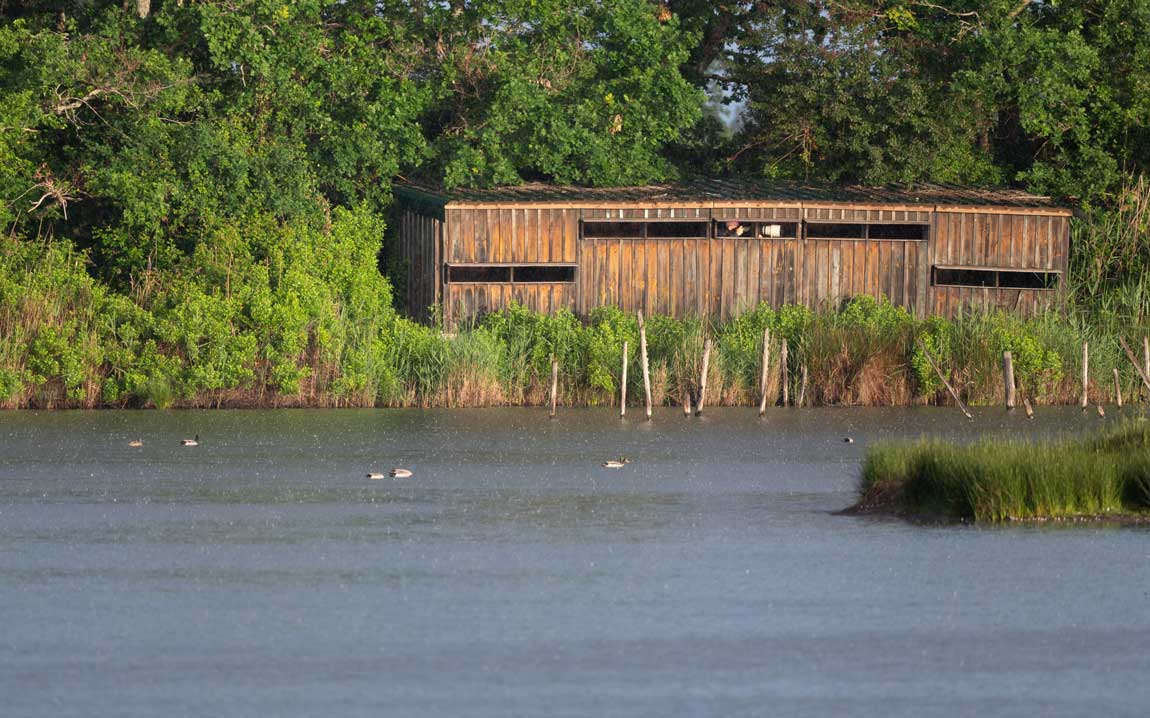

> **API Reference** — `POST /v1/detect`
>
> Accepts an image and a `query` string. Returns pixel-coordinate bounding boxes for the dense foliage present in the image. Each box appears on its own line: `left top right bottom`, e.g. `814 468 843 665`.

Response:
1 1 1148 407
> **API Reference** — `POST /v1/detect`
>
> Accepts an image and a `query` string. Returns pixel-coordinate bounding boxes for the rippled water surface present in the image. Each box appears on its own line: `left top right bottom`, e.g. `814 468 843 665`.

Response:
2 407 1148 717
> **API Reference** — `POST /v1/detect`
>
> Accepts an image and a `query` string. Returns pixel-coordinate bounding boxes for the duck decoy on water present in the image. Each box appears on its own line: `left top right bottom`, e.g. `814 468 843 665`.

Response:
389 468 413 479
366 472 386 480
128 439 143 448
601 457 630 469
181 435 200 447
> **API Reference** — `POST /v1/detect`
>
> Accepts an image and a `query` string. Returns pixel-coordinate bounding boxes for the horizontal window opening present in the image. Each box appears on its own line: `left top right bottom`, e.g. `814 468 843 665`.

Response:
582 221 646 238
715 221 798 239
447 266 511 283
645 221 709 238
934 268 996 287
445 265 576 284
868 224 929 240
998 270 1059 290
513 265 576 283
804 222 929 240
804 223 867 239
933 267 1059 290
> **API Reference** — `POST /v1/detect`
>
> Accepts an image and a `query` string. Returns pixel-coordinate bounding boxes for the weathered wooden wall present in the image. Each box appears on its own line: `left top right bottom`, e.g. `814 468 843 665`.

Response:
929 210 1069 316
799 206 931 316
397 208 440 323
444 207 578 263
397 199 1071 325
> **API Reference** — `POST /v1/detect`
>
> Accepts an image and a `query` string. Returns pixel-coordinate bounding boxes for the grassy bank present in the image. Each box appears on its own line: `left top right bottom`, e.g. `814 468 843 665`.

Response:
2 225 1149 409
850 421 1150 522
2 177 1148 409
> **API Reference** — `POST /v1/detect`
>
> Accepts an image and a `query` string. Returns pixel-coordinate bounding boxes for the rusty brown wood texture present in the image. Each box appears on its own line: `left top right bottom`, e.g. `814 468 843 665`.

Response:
398 199 1070 326
397 208 441 323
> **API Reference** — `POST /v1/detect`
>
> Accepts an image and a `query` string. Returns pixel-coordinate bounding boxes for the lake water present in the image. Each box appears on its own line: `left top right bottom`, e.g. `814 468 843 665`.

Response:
1 407 1148 717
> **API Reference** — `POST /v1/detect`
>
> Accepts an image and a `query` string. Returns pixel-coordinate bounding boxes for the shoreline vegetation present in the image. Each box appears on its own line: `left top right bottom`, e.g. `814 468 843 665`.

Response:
846 420 1150 523
3 225 1149 412
2 5 1149 412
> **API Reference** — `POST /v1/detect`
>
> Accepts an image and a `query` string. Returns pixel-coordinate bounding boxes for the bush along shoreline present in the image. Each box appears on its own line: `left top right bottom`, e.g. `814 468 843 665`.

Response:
3 225 1149 410
846 420 1150 523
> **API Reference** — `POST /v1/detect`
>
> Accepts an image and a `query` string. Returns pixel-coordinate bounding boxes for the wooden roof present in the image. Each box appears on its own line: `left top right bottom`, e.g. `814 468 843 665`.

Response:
395 178 1068 212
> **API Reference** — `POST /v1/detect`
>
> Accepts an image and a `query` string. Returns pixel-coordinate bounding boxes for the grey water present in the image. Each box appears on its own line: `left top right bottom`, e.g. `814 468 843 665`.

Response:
1 407 1148 717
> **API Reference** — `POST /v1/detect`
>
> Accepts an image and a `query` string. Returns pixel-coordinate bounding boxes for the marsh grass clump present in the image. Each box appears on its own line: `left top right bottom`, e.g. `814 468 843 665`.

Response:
854 421 1150 521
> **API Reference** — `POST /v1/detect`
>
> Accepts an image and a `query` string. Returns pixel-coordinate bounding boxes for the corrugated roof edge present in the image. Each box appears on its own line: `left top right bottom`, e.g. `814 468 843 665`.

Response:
393 178 1070 213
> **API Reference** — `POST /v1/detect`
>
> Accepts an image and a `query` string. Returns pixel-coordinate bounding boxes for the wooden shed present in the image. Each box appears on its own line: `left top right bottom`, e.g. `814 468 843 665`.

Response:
393 179 1071 325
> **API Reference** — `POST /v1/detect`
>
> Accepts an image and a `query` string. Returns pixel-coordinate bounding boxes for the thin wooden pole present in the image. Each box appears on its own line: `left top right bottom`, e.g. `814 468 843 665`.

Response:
1023 397 1035 419
1080 341 1089 410
1114 367 1123 408
638 312 652 421
758 327 770 417
683 387 692 416
1119 336 1150 392
620 340 628 418
798 364 808 408
918 341 972 419
696 338 712 416
1002 351 1016 410
780 340 789 407
549 357 559 418
1143 336 1149 402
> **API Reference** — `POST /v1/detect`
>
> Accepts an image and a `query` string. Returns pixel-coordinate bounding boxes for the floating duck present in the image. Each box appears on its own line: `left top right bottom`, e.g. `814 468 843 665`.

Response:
128 439 143 448
389 468 413 479
366 472 386 480
180 435 200 447
601 457 630 469
843 437 855 443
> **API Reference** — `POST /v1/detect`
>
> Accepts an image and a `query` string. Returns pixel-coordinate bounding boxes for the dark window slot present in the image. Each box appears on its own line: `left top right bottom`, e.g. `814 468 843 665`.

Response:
998 270 1058 290
514 266 576 283
933 267 1059 290
934 268 995 287
448 266 511 283
868 224 929 240
715 221 798 239
646 222 709 238
582 221 646 238
805 223 867 239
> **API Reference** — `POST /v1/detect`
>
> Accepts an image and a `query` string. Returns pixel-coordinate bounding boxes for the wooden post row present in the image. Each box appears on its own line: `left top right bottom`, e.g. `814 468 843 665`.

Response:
1002 351 1016 410
758 327 770 417
620 340 628 418
780 340 789 407
696 338 712 416
550 357 559 418
638 311 652 421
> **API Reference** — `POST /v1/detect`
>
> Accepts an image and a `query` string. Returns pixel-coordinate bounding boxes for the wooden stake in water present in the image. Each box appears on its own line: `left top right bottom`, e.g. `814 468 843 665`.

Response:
918 341 972 420
1114 367 1123 408
1119 336 1150 392
780 340 789 407
1143 336 1149 401
1002 351 1016 410
620 340 628 418
1081 341 1089 410
798 364 808 408
758 327 771 417
1023 397 1035 419
696 338 712 417
638 311 652 421
1097 404 1106 418
549 358 559 419
683 388 692 416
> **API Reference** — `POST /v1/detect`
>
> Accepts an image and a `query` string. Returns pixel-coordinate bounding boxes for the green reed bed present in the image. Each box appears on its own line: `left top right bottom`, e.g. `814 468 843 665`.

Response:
853 421 1150 522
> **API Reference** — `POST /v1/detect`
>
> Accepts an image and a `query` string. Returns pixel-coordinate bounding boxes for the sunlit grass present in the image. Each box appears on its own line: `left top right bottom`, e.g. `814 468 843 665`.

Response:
856 420 1150 521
